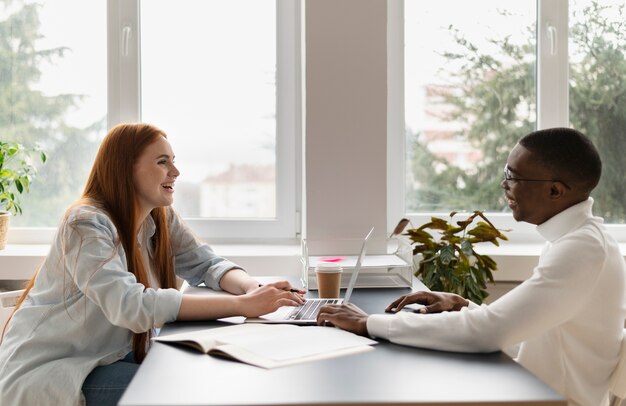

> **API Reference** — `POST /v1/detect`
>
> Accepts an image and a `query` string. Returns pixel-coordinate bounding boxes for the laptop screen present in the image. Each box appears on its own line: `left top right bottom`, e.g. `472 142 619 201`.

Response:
343 227 374 303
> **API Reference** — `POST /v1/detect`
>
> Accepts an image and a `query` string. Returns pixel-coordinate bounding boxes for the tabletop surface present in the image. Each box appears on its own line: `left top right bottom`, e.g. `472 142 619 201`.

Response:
119 277 566 406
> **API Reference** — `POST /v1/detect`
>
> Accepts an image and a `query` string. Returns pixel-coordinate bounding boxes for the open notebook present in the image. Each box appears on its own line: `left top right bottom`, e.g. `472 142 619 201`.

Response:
246 227 374 325
153 323 377 369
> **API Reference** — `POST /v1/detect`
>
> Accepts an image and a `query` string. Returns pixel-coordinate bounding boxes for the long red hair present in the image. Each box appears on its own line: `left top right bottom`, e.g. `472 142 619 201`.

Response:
3 123 177 362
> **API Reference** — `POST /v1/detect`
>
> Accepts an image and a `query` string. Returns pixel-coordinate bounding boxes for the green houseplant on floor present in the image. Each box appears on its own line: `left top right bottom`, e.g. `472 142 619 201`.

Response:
396 211 508 304
0 141 47 249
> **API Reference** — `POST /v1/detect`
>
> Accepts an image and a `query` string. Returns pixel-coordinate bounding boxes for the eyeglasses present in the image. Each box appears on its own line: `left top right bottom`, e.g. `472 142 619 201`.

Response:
503 165 571 189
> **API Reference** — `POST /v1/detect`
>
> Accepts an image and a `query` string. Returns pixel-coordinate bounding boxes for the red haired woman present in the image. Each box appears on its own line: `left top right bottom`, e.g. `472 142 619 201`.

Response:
0 123 304 406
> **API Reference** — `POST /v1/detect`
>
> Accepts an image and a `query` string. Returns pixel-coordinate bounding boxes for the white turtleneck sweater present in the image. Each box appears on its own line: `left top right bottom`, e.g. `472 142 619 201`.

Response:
368 199 626 406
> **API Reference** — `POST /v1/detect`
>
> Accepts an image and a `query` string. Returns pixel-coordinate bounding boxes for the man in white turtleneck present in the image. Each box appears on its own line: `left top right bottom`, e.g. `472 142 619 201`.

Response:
317 127 626 406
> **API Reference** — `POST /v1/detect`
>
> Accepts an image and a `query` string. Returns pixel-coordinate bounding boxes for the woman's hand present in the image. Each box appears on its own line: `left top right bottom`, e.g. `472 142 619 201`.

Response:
237 283 306 318
385 291 469 314
250 280 307 295
178 282 305 321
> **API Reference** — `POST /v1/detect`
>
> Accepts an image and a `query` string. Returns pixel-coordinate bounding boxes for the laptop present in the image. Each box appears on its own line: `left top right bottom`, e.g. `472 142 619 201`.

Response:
246 227 374 325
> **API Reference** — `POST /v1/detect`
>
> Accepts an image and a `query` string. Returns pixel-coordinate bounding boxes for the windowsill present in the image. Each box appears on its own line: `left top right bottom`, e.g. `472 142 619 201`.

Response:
0 243 304 281
2 242 626 283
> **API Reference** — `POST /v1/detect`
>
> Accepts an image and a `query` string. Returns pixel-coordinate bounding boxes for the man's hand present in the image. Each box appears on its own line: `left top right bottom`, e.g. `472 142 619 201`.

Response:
386 291 469 314
316 303 369 337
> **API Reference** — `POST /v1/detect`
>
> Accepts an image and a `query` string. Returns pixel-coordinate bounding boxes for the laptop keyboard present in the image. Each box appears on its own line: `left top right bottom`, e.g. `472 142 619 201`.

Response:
288 299 341 320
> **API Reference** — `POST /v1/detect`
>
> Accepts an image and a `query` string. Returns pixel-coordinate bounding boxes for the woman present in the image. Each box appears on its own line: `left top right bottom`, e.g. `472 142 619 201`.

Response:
0 123 304 406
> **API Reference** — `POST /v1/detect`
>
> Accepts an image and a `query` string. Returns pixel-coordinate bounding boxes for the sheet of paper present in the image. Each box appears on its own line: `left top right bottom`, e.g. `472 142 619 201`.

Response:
308 254 408 268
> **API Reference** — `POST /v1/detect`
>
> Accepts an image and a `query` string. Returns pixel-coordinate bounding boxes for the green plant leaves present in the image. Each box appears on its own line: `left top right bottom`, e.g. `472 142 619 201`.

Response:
0 141 46 215
403 210 507 304
419 217 454 232
467 222 505 245
460 239 473 256
439 244 456 265
406 228 434 244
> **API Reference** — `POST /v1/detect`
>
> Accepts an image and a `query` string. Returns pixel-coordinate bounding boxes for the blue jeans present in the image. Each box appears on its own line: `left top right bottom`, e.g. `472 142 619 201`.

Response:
82 353 139 406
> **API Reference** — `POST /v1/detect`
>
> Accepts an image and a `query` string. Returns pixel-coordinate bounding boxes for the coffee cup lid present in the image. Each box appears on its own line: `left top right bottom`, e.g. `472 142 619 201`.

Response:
315 261 343 272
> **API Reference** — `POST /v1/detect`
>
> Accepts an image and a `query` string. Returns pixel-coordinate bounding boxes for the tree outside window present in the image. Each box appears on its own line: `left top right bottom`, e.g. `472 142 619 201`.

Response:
0 0 105 227
406 0 626 223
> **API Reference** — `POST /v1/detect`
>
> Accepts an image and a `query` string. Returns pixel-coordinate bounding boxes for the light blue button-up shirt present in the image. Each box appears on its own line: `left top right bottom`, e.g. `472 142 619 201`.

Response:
0 204 241 405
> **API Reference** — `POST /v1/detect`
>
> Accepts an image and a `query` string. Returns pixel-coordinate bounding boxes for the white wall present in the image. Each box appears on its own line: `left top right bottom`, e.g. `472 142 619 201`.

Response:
304 0 388 254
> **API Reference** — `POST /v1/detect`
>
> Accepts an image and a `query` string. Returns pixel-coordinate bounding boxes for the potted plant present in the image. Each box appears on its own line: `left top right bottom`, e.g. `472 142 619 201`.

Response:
394 211 508 304
0 141 47 250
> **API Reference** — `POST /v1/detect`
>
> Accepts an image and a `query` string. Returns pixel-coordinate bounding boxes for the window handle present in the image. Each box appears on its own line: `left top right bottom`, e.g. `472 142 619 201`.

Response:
122 26 132 57
547 23 557 56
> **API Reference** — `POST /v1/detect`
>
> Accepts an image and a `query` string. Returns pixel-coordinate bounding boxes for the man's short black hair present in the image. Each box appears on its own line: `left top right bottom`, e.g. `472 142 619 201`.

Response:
519 127 602 194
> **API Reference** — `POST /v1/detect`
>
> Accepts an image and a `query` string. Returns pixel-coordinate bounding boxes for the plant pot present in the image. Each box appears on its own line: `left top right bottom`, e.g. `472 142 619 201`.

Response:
0 212 10 250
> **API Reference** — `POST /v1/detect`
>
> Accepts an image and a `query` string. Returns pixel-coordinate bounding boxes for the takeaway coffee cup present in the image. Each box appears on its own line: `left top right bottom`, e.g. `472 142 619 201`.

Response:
315 262 343 298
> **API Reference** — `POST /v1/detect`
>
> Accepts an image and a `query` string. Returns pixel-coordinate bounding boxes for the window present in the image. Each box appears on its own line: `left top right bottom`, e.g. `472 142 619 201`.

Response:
116 0 300 240
394 0 626 241
141 0 277 220
4 0 299 242
403 0 536 214
0 0 107 229
568 0 626 224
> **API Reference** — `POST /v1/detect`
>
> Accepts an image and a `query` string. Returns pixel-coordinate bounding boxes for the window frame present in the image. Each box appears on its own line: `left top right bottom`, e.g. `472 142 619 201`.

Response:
388 0 626 244
111 0 300 242
7 0 300 245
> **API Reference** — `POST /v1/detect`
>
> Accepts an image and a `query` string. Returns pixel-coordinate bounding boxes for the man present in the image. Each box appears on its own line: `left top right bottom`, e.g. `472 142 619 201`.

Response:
317 128 626 406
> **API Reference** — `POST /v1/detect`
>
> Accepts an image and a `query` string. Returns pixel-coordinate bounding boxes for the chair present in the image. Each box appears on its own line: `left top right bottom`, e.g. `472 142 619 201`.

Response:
609 329 626 406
